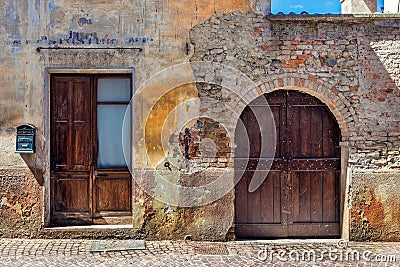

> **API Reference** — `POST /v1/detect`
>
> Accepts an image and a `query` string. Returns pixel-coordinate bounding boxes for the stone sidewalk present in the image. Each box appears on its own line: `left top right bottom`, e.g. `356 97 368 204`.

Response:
0 238 399 266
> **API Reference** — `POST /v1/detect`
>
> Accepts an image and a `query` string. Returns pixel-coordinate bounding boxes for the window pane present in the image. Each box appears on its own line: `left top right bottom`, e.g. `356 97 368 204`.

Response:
97 105 130 167
98 78 131 102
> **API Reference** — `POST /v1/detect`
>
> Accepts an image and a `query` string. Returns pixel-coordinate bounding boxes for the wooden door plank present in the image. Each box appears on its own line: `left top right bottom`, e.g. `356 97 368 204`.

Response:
273 171 282 224
235 171 250 224
323 170 338 222
298 172 311 222
247 172 261 223
299 107 310 158
260 172 274 223
335 170 341 222
310 107 323 158
271 106 282 158
280 171 289 226
288 106 300 159
247 108 261 159
292 171 300 223
322 108 334 157
322 108 341 158
267 104 286 160
310 172 323 223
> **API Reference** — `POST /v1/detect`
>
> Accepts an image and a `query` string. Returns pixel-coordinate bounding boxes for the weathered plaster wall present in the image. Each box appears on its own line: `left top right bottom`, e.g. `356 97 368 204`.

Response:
0 169 42 238
0 0 254 239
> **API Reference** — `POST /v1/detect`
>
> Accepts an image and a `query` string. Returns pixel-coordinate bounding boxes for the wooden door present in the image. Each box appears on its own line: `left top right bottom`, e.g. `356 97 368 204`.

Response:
235 90 341 238
51 75 132 225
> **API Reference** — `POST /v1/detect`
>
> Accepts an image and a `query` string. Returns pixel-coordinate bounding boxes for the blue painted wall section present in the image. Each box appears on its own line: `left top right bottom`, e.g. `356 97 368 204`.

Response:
4 0 21 40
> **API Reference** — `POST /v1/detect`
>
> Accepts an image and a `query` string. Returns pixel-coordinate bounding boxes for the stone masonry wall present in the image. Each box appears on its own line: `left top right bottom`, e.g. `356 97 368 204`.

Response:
189 14 400 240
190 15 400 170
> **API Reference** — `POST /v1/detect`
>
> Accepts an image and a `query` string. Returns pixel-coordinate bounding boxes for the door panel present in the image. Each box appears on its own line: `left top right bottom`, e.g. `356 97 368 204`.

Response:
235 172 286 238
54 176 90 212
51 77 91 172
54 124 68 169
95 175 132 212
291 171 340 224
235 90 341 238
323 170 340 222
94 172 132 214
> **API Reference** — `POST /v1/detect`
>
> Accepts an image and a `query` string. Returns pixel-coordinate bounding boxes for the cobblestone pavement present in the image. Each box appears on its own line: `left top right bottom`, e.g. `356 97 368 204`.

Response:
0 238 399 266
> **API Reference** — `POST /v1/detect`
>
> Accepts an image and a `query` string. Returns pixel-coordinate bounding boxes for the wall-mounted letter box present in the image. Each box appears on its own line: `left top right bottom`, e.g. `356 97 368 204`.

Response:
16 124 35 153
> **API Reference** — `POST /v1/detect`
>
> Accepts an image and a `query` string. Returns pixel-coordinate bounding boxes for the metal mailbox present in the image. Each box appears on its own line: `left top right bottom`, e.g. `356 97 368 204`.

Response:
16 124 35 153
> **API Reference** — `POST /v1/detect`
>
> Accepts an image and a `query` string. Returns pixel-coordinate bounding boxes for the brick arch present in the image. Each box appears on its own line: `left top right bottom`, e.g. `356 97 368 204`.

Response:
237 74 357 141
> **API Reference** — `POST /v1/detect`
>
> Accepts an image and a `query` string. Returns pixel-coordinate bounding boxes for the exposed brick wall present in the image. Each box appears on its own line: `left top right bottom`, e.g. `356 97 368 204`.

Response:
179 118 233 168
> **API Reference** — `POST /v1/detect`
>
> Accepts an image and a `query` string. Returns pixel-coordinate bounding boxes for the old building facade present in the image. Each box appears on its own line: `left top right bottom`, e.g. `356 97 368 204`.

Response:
1 0 400 241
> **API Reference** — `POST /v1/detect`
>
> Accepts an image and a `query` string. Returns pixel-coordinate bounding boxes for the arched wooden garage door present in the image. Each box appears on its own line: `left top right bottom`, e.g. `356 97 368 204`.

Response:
235 90 341 238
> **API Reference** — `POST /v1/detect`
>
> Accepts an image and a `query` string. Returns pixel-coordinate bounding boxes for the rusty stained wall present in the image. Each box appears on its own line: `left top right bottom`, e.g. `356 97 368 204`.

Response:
350 171 400 241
